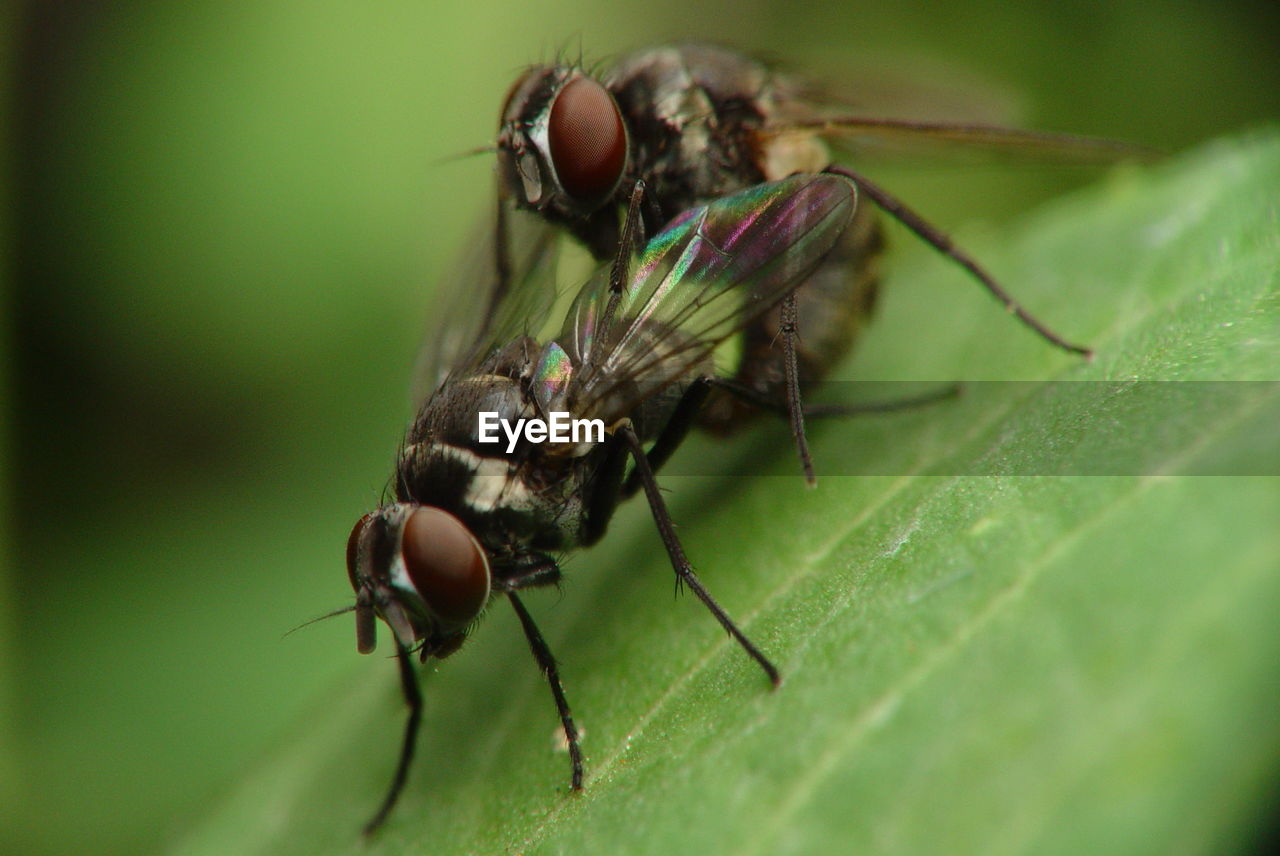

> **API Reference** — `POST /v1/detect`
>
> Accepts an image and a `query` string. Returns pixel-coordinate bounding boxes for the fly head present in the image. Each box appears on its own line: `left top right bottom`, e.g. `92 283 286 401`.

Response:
498 65 629 220
346 504 492 660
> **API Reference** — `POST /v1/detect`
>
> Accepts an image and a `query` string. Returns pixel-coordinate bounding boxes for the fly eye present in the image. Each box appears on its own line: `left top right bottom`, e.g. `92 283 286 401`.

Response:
547 76 627 206
401 507 491 627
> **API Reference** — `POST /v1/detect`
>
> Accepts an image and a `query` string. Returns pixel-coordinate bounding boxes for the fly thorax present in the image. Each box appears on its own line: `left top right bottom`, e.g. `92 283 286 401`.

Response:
416 375 536 459
759 133 831 181
400 376 542 521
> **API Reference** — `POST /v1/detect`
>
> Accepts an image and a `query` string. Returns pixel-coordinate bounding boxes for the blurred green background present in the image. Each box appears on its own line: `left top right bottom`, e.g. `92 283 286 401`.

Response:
8 1 1279 854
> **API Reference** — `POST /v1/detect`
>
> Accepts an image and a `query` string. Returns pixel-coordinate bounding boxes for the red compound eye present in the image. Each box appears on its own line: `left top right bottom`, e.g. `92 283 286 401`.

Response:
547 75 627 206
401 507 491 627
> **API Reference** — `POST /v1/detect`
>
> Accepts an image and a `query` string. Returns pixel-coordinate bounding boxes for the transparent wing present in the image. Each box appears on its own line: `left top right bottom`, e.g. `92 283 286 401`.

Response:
414 193 561 400
757 62 1155 166
763 115 1157 166
547 174 856 422
768 54 1025 126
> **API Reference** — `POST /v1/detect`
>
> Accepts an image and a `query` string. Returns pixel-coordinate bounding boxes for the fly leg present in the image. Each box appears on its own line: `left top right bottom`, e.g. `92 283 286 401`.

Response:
710 377 961 419
619 422 781 687
583 434 630 543
495 555 563 592
363 640 423 836
826 164 1092 357
620 378 714 499
508 591 584 791
484 198 515 333
618 375 957 498
778 292 815 484
492 562 582 789
598 179 648 335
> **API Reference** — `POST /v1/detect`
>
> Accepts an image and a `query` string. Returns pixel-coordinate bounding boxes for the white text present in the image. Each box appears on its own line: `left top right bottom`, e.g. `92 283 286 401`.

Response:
477 411 605 454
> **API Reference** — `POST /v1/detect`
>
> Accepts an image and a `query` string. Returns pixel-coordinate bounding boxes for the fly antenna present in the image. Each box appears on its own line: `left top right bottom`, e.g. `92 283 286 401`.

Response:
282 604 357 640
432 144 498 166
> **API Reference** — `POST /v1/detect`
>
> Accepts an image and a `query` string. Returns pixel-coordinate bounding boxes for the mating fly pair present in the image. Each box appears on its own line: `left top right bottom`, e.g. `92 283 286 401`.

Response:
348 174 855 833
347 43 1130 833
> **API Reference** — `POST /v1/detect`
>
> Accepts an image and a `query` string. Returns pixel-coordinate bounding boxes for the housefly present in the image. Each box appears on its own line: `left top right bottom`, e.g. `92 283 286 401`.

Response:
348 173 856 833
496 43 1142 479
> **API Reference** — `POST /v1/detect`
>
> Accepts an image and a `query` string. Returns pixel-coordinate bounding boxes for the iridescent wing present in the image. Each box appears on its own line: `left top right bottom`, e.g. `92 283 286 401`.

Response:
414 193 562 398
538 174 856 422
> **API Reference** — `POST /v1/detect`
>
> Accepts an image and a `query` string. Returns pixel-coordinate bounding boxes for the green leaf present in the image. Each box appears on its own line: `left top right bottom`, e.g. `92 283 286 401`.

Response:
170 131 1280 856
